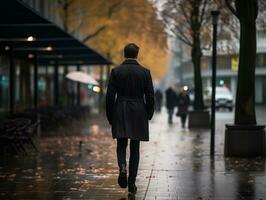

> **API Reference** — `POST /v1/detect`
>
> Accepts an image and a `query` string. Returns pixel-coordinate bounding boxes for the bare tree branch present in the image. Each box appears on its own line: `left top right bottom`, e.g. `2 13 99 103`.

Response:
225 0 239 18
199 0 208 25
108 0 123 18
69 8 85 34
56 0 125 42
176 34 193 46
170 25 193 46
82 25 107 42
178 1 191 25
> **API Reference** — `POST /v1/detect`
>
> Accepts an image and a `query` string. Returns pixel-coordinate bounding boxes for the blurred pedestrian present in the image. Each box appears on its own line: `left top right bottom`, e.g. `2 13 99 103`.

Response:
165 85 177 124
155 89 163 112
176 88 190 128
106 43 154 195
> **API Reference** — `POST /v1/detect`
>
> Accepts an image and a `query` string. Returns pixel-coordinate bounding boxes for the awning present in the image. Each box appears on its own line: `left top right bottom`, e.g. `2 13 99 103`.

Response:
0 0 111 114
0 0 112 65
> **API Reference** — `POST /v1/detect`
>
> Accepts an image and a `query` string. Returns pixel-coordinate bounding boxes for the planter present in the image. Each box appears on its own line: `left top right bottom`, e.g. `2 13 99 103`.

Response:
188 110 210 129
224 124 266 157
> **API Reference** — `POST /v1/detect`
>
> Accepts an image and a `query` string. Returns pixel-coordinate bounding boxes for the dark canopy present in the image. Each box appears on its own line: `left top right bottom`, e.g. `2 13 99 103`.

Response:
0 0 112 65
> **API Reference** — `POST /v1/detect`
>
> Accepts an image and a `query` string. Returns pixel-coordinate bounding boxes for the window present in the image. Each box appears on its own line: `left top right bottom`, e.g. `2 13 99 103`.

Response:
256 54 266 67
0 56 9 118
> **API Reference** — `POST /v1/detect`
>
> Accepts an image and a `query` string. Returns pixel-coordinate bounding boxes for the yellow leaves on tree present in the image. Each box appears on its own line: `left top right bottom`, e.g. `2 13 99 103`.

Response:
56 0 169 80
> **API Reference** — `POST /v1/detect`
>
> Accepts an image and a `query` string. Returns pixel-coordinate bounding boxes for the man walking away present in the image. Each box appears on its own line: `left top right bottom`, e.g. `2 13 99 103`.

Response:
106 43 155 195
165 86 177 124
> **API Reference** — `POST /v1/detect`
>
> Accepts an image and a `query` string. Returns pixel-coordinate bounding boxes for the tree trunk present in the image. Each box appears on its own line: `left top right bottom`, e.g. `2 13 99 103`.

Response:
234 0 257 125
191 35 204 110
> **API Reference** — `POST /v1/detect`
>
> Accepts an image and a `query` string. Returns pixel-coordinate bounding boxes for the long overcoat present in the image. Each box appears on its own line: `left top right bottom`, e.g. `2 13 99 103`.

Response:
106 59 154 141
165 87 177 110
177 93 190 115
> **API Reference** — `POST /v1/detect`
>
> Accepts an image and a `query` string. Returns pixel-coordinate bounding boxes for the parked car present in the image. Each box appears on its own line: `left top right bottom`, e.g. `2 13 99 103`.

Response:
204 86 233 111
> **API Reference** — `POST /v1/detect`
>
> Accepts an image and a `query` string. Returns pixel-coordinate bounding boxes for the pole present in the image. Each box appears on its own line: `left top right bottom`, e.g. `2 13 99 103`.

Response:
106 65 111 87
64 65 69 105
210 11 219 157
99 66 104 113
33 54 41 137
33 53 38 111
8 45 15 115
76 64 81 105
54 60 59 106
106 53 111 87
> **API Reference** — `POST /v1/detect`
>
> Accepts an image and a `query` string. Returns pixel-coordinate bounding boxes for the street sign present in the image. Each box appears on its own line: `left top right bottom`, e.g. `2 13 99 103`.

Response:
231 57 239 71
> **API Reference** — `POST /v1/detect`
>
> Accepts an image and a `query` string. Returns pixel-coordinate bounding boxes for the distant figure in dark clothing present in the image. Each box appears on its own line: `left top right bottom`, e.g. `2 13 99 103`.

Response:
155 89 163 112
177 89 190 128
165 86 177 124
106 43 154 195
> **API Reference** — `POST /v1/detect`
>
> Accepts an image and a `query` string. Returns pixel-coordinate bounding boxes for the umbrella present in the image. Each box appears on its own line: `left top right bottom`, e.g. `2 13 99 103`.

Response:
66 71 99 85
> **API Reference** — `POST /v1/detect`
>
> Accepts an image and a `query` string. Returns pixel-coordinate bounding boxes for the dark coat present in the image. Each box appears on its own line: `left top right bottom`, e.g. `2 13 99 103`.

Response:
106 59 155 141
165 87 177 110
155 90 163 104
177 93 190 115
155 89 163 110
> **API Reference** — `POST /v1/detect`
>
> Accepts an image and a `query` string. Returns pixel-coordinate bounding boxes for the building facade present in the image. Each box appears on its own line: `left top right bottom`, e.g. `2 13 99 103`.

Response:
22 0 60 24
167 32 266 104
0 1 100 118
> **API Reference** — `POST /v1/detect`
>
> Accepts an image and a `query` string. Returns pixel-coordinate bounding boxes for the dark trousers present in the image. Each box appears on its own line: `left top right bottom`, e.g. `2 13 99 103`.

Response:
180 114 187 127
155 102 162 112
167 109 174 124
117 139 140 183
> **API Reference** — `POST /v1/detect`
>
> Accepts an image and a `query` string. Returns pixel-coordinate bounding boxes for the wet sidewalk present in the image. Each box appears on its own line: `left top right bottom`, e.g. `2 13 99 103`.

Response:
1 108 266 200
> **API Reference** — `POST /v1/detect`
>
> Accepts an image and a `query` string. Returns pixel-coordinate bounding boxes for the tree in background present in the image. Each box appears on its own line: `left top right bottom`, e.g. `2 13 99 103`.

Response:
257 0 266 32
56 0 122 41
158 0 242 110
160 0 216 110
55 0 169 80
225 0 258 124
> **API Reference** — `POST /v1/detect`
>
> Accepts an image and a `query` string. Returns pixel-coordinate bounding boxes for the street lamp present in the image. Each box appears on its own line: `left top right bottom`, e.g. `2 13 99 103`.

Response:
212 11 220 26
27 36 36 41
210 10 220 157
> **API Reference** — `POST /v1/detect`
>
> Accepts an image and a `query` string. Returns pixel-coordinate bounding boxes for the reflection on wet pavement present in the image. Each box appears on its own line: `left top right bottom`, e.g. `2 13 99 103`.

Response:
0 109 266 199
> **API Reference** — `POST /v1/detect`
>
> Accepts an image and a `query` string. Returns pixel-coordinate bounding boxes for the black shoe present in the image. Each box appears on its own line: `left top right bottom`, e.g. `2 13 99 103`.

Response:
118 167 127 188
128 183 137 194
128 178 138 195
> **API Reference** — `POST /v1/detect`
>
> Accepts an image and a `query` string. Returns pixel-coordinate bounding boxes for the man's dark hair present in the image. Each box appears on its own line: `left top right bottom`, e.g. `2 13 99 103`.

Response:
124 43 139 58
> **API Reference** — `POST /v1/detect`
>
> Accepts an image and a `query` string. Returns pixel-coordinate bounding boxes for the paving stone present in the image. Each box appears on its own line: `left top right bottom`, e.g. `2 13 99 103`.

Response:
0 107 266 199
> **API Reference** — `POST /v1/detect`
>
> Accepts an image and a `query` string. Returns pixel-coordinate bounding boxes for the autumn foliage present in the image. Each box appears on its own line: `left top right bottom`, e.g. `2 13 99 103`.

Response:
56 0 169 80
